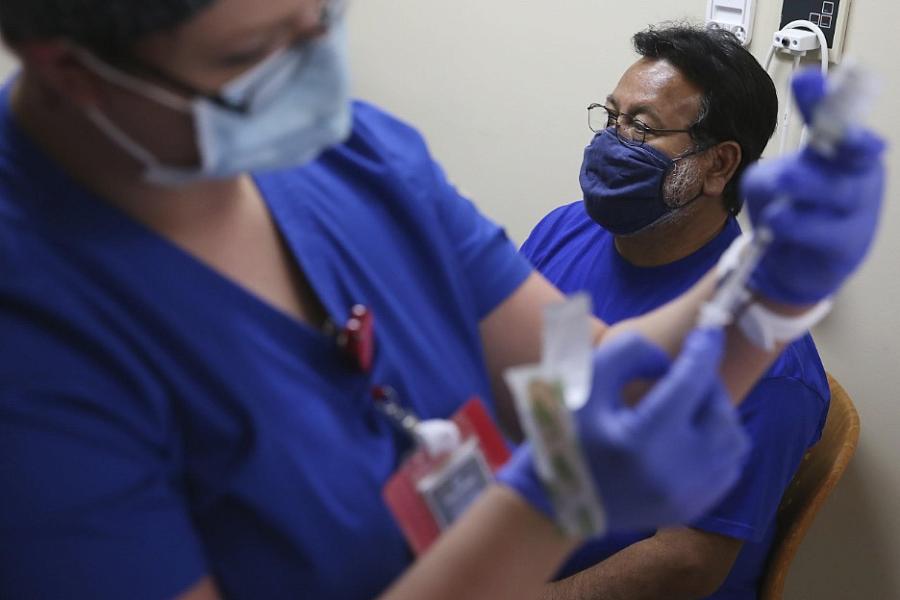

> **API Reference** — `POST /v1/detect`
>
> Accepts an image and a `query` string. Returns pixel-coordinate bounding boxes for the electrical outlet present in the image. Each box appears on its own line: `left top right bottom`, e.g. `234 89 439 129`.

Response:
706 0 757 46
780 0 853 62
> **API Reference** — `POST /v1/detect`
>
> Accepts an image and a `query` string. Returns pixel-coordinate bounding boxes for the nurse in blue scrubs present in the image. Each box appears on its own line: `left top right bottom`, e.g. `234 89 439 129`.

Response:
0 1 885 599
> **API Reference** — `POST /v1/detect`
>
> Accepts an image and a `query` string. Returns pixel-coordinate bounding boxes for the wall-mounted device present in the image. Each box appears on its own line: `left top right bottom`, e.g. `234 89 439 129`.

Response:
706 0 757 46
780 0 852 62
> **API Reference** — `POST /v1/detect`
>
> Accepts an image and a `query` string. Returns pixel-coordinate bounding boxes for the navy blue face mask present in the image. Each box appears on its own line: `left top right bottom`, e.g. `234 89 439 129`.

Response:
580 129 705 235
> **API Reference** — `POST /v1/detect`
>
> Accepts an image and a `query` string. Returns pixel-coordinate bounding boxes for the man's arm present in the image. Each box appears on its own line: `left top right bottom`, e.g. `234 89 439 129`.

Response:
541 528 743 600
379 486 581 600
480 269 787 435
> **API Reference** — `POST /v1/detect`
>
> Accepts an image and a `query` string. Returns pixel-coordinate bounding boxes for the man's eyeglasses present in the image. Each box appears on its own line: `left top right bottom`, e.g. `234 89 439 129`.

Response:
587 103 694 147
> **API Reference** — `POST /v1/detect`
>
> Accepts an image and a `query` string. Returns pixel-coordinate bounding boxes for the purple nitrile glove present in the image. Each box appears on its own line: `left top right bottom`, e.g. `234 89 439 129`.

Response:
499 328 749 534
744 68 887 305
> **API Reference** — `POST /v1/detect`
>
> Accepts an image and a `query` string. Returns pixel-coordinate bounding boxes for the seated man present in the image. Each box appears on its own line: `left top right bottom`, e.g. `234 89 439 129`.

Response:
523 25 830 600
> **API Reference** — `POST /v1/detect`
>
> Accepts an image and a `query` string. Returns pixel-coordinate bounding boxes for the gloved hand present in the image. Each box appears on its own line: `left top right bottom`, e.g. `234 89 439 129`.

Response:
743 68 887 305
498 328 749 534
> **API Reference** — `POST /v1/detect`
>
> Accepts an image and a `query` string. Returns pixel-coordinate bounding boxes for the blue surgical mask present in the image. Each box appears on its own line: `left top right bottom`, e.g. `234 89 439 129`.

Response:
580 129 704 235
80 21 352 186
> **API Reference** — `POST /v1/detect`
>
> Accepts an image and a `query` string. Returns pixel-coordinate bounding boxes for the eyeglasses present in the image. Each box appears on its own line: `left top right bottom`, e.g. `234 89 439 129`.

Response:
121 0 349 115
587 103 695 147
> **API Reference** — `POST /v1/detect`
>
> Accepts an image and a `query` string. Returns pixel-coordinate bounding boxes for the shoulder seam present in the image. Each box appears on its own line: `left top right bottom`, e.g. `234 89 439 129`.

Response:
756 373 829 402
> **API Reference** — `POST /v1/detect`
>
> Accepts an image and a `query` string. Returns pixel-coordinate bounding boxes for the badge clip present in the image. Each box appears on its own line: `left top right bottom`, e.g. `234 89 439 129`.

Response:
378 391 512 555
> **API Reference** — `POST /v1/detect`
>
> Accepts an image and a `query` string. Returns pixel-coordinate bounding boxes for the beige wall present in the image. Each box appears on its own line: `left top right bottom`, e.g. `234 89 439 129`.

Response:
348 1 900 598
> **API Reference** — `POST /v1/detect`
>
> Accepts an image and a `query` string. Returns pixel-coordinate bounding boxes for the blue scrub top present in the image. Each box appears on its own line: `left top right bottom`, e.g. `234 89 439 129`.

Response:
0 87 533 598
521 202 830 600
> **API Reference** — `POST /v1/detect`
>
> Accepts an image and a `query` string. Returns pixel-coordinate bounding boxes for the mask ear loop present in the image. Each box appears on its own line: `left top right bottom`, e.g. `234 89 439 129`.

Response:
74 47 200 183
672 140 714 162
74 48 193 113
84 106 163 170
86 105 209 187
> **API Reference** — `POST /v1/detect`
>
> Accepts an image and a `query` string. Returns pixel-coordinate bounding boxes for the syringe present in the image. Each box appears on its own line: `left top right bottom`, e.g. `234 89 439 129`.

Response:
698 62 877 331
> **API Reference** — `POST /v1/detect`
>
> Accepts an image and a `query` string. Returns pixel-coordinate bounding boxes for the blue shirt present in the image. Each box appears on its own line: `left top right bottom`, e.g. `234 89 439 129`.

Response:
522 202 830 600
0 90 533 598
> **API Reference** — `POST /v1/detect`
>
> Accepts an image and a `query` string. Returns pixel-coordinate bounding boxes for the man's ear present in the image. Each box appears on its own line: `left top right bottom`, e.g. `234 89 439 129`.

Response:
15 40 103 107
701 141 742 198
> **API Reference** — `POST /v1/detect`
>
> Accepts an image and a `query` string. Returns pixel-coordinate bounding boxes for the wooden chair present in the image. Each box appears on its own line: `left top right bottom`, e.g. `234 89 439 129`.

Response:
759 373 861 600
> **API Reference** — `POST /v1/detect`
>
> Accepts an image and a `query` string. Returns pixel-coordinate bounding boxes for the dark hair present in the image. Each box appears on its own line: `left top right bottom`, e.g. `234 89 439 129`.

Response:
0 0 216 57
633 23 777 215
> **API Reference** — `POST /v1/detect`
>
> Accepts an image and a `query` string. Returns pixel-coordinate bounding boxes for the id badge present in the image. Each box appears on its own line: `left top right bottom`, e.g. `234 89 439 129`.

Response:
418 437 491 529
382 397 510 555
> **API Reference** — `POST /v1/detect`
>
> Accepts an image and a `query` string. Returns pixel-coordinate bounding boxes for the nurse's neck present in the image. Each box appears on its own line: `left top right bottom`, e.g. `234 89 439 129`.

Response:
613 197 730 268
